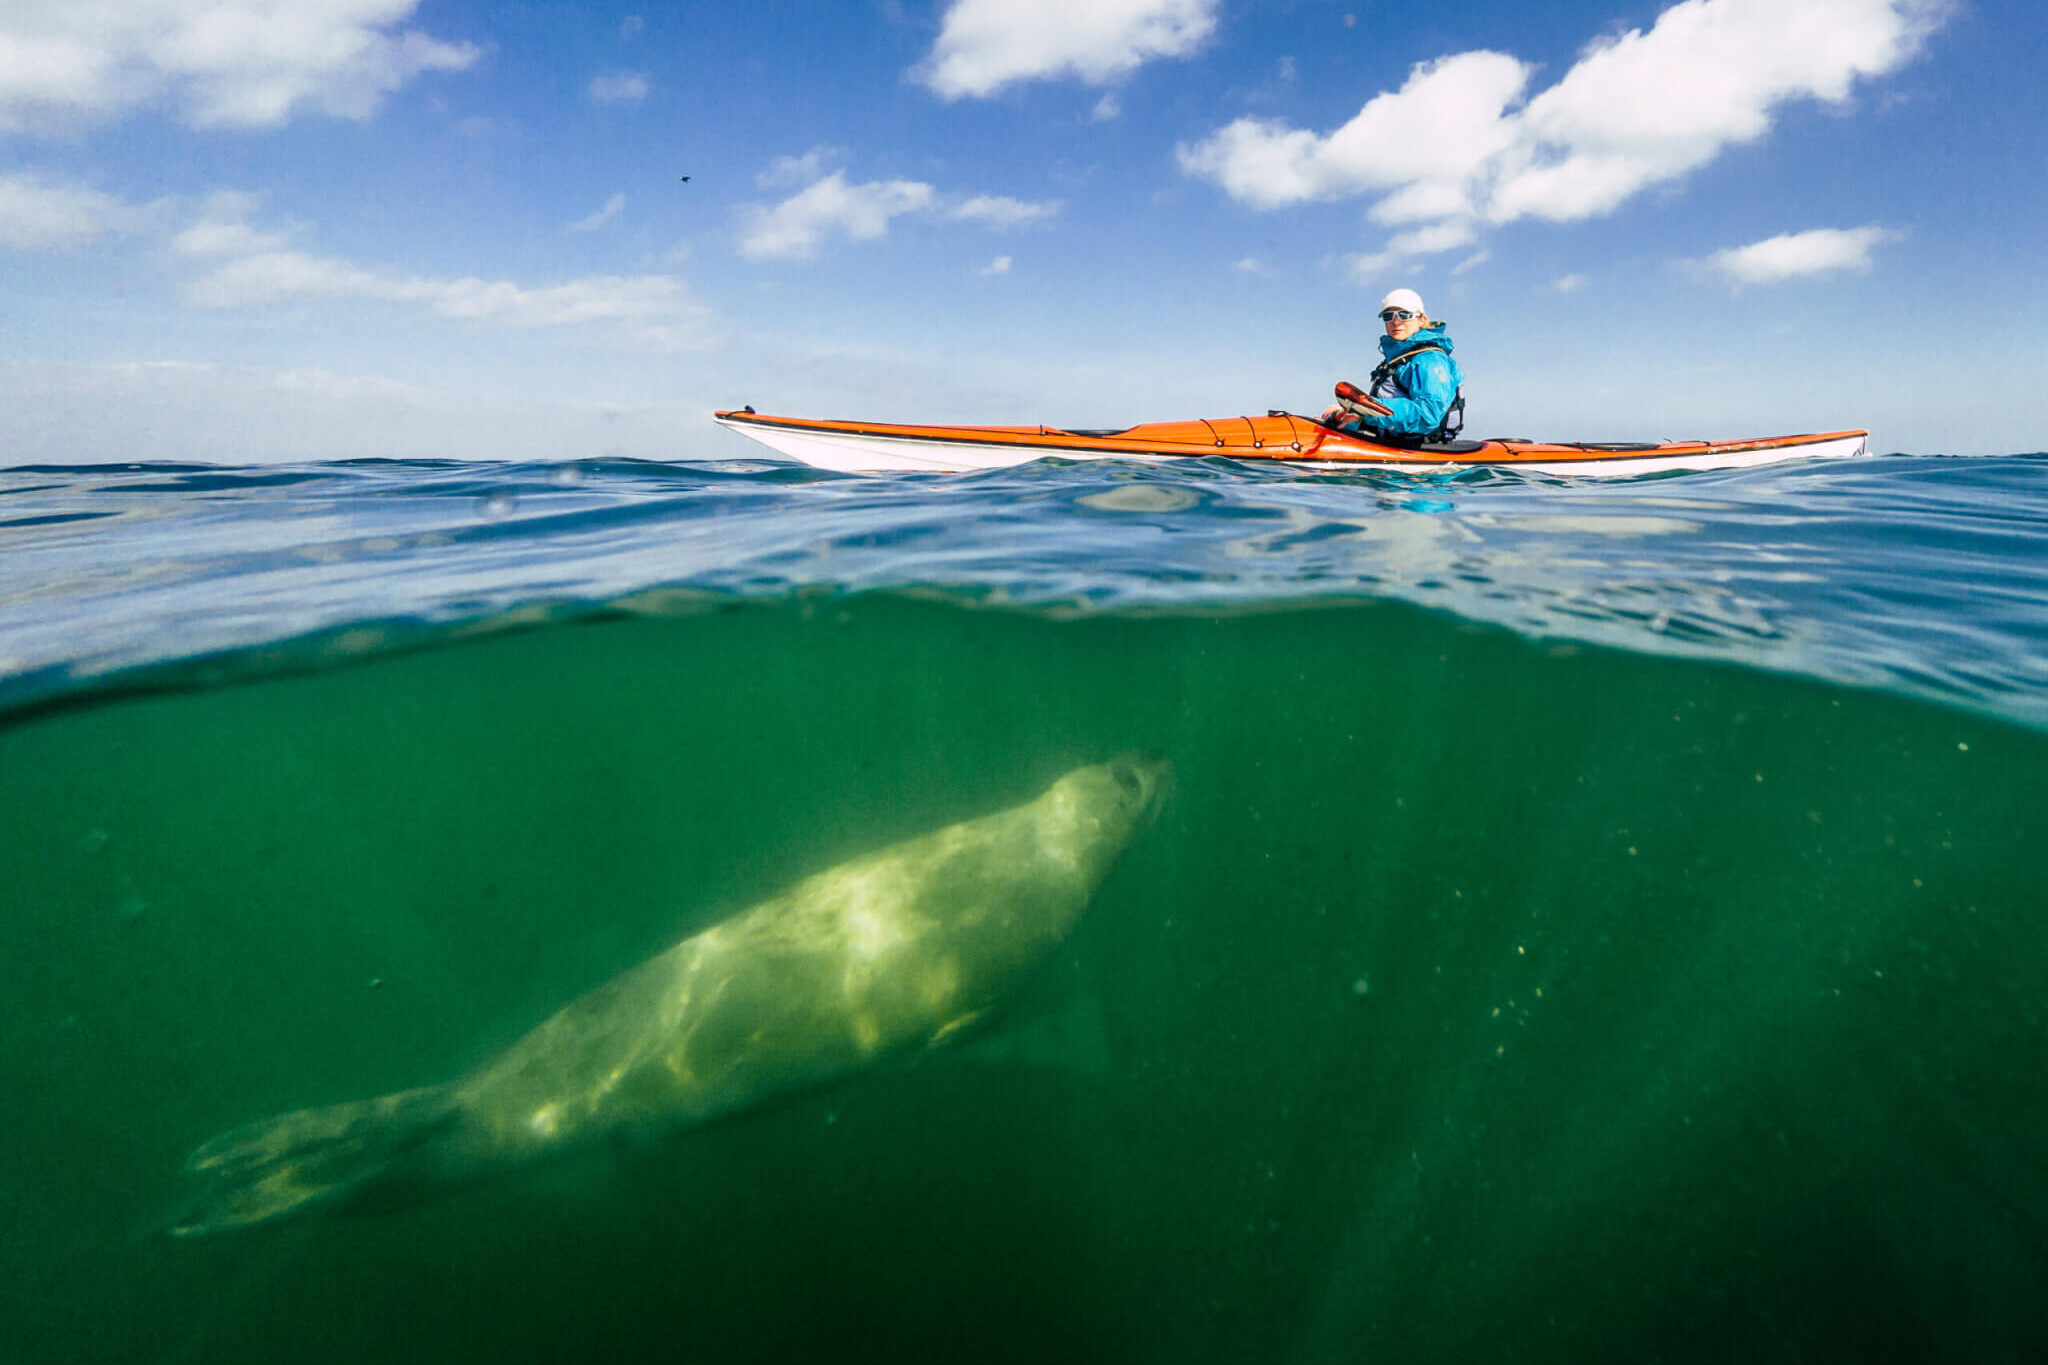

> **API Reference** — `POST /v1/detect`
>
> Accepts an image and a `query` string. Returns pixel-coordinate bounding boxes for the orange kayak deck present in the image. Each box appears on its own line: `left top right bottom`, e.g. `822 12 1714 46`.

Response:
713 410 1869 476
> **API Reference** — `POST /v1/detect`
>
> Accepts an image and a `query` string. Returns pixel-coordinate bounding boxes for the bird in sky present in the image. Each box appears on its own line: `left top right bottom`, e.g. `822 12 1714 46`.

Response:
678 175 690 183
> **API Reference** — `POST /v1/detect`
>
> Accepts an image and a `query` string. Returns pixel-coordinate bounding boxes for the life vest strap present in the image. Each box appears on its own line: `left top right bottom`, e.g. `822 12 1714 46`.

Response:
1430 390 1466 444
1368 343 1447 389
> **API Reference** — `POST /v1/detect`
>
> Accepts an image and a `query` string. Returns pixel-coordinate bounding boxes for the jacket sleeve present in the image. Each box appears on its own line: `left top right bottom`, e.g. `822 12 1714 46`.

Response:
1375 353 1457 435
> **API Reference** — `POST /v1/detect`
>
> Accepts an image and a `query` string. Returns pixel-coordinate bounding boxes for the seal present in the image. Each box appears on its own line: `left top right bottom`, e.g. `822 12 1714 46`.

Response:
171 754 1171 1235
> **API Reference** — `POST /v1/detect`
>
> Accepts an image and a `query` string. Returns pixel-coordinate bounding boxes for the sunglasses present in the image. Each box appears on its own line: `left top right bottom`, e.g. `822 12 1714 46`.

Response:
1379 309 1419 322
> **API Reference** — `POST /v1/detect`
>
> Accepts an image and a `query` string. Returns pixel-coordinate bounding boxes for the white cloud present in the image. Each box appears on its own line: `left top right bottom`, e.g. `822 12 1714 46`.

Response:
1699 224 1898 286
1090 92 1121 121
175 203 713 349
0 0 479 133
1179 51 1529 211
1549 272 1589 293
1344 220 1478 284
171 216 286 257
569 192 626 232
587 71 649 104
737 158 1063 261
1180 0 1942 272
920 0 1218 99
1386 220 1477 256
0 173 142 250
1490 0 1937 224
979 255 1012 276
1451 249 1491 275
948 194 1061 228
1234 256 1272 275
757 146 841 189
1342 251 1396 283
736 171 935 261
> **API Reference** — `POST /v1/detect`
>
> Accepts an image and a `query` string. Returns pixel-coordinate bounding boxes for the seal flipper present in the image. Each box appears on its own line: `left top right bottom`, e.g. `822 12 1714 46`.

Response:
171 1084 459 1236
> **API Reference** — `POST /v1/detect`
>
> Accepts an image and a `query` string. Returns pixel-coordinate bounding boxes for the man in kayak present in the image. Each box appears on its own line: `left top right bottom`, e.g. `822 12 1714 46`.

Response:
1324 288 1465 443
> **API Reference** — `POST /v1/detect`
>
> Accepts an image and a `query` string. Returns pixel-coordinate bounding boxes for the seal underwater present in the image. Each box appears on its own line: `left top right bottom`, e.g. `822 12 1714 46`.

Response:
171 754 1171 1235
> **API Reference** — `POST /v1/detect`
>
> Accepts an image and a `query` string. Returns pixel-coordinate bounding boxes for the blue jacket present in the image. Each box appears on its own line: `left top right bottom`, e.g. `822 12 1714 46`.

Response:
1364 324 1463 437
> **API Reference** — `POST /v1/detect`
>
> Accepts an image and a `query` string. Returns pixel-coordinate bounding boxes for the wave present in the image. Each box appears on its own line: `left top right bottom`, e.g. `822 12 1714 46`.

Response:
2 453 2046 728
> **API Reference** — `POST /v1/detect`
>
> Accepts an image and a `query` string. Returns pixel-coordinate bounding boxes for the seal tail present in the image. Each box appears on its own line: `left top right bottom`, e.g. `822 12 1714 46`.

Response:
168 1084 459 1236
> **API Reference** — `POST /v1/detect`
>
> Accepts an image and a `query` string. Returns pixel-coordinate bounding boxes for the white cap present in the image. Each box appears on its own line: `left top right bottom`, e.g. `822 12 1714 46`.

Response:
1379 287 1425 315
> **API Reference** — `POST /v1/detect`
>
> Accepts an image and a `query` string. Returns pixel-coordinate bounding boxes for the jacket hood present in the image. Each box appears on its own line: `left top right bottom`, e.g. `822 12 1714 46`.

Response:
1380 322 1453 360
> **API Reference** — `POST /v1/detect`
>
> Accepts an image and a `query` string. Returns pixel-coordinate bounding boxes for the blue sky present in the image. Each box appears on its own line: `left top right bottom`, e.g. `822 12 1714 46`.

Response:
1 0 2041 461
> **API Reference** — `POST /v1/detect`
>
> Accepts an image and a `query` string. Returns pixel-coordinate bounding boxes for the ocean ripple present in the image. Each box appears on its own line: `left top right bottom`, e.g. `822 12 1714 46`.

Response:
2 453 2045 728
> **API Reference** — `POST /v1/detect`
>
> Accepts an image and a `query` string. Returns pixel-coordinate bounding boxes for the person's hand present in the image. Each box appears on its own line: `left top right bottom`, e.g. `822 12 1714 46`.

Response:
1321 404 1345 423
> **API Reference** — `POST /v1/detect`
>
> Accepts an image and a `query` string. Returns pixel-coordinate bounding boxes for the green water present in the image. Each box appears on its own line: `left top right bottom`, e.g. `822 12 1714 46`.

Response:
4 594 2044 1363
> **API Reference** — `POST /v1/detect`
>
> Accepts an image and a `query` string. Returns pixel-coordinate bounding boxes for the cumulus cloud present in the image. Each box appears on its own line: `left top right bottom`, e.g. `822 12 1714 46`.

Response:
1698 224 1898 286
569 192 626 232
920 0 1218 99
1549 272 1589 293
979 255 1012 276
1179 0 1943 277
174 202 714 349
0 0 479 133
587 71 649 104
735 161 1059 260
736 171 935 261
947 194 1061 228
1179 51 1528 212
0 173 146 250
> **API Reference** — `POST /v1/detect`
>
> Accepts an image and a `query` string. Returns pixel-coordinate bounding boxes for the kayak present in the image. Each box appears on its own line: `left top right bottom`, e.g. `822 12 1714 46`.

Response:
712 409 1869 477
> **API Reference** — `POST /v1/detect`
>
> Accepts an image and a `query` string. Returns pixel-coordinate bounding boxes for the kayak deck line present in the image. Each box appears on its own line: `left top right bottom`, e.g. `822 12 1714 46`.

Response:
712 409 1870 477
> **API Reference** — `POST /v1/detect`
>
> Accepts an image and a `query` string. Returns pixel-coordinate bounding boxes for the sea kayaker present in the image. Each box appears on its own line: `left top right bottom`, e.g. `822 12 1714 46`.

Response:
1324 288 1465 443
